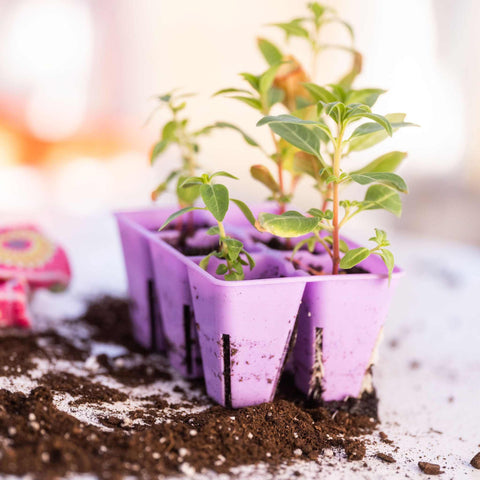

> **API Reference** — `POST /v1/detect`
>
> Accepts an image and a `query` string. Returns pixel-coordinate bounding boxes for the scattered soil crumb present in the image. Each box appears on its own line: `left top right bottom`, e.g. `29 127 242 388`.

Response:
471 452 480 469
379 431 393 444
418 461 444 475
376 452 396 463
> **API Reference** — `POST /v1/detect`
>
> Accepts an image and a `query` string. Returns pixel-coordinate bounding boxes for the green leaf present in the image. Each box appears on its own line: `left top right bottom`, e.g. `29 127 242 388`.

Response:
303 83 337 103
379 248 394 281
266 122 325 163
199 251 215 270
243 249 256 270
200 184 229 222
369 228 389 246
150 139 170 164
339 247 370 270
179 176 204 187
257 113 332 144
177 176 201 206
349 113 393 136
272 21 309 39
216 264 228 275
346 88 386 107
207 226 220 236
353 151 407 174
210 171 239 181
267 87 285 108
307 208 325 219
270 122 324 160
159 206 204 231
350 172 408 193
259 64 282 95
209 122 260 147
240 73 260 91
324 101 346 123
308 2 327 20
231 199 256 227
257 211 320 238
250 165 280 193
225 270 244 281
348 113 414 151
257 114 318 127
213 87 253 96
331 85 350 103
293 154 322 178
224 238 243 262
162 120 177 140
365 185 402 217
231 95 263 110
324 236 349 253
257 37 283 66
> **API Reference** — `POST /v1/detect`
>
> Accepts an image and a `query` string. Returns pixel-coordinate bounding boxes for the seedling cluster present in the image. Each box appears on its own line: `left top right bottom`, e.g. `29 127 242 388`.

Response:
149 2 415 280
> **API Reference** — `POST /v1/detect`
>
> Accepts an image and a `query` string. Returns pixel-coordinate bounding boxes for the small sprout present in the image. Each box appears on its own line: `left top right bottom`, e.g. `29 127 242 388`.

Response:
148 92 256 213
160 172 256 281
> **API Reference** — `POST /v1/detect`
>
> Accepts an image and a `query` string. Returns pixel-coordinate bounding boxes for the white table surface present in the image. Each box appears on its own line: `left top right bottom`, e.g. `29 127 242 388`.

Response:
17 215 480 479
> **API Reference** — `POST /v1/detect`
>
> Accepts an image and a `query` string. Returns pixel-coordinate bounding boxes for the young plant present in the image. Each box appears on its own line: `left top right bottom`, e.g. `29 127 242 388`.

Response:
256 83 416 278
149 91 202 208
159 172 256 281
149 91 258 208
214 63 292 213
215 2 361 214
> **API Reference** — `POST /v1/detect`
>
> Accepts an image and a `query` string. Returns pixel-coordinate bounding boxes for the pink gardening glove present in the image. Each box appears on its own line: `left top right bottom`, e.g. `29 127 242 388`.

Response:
0 225 71 291
0 225 71 329
0 278 31 328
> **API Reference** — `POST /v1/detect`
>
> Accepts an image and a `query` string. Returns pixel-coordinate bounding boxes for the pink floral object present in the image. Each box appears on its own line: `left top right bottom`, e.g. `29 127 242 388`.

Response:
0 225 71 291
0 278 31 328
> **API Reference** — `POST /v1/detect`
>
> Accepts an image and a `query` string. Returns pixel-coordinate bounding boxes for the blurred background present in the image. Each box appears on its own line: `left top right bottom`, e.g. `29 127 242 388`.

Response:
0 0 478 244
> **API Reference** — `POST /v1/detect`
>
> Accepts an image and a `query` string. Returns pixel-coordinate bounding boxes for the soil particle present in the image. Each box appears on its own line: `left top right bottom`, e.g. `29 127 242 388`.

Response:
471 452 480 469
418 461 444 475
379 431 394 444
376 452 396 463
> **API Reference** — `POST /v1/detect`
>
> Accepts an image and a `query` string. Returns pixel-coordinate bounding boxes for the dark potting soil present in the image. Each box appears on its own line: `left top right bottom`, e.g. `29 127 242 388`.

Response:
255 236 296 251
160 223 218 257
165 238 220 257
290 257 369 276
0 296 385 479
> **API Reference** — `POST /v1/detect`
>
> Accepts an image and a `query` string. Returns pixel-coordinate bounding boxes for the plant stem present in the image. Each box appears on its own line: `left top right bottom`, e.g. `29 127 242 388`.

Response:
217 221 226 242
314 232 334 259
217 220 233 275
322 184 332 211
269 129 286 214
331 125 344 275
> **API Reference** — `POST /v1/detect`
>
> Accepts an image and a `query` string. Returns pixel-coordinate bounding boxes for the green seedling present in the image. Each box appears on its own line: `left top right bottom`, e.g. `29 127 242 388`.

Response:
159 172 256 281
149 90 258 208
256 83 416 278
214 2 362 214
